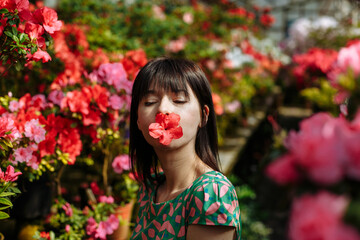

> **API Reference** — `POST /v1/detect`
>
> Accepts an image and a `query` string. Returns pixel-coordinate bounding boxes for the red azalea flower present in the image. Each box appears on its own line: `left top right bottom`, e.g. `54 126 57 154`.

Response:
33 7 62 34
0 165 22 182
82 109 101 126
28 49 52 63
92 84 109 113
57 127 82 164
149 113 183 145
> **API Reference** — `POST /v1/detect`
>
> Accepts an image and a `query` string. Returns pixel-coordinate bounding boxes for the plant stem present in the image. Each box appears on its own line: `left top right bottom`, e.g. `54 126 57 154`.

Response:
55 164 65 197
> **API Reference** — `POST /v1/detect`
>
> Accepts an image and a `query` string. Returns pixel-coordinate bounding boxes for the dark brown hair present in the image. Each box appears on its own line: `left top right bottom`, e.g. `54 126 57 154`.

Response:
129 57 220 187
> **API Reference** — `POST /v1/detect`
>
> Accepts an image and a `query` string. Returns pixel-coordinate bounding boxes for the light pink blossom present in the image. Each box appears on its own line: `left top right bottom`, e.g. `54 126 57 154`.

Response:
165 37 187 53
24 119 46 143
9 100 20 112
65 225 70 232
27 154 39 170
48 90 64 106
225 100 241 113
112 154 131 174
13 147 33 163
109 95 124 110
337 42 360 76
89 63 132 93
183 12 194 24
86 217 97 236
0 116 20 140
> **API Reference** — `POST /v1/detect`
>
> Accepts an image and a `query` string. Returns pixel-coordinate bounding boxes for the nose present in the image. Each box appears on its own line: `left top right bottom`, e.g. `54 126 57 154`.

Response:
157 96 173 115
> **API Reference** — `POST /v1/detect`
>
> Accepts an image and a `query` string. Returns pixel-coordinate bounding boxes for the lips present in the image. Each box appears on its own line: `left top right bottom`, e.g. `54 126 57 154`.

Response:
148 112 183 145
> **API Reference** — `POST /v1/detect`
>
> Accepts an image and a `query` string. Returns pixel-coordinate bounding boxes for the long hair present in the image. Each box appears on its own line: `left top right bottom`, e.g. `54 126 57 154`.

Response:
129 57 220 188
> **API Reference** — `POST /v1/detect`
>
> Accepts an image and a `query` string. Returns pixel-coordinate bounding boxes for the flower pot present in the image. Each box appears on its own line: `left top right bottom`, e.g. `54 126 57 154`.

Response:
109 199 135 240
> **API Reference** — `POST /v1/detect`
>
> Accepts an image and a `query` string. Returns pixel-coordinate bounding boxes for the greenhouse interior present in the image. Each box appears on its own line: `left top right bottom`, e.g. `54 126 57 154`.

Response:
1 0 360 239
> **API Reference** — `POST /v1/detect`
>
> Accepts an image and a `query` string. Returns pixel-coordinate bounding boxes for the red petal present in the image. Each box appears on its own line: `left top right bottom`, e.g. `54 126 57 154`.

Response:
149 123 164 138
165 113 181 129
169 126 183 139
159 131 172 145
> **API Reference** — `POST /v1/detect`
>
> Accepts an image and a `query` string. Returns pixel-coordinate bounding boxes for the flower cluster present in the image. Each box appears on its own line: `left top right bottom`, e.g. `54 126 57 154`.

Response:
266 112 360 185
0 0 62 67
289 191 359 240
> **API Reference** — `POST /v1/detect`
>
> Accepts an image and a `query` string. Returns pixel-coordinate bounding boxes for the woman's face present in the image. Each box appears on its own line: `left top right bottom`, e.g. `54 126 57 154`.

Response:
137 83 203 150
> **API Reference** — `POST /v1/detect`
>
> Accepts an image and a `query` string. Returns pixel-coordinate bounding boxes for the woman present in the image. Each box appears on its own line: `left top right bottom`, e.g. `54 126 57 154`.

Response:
129 57 241 239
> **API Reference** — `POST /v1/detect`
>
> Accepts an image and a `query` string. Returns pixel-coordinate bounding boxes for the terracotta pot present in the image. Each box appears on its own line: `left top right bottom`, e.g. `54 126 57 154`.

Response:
109 199 135 240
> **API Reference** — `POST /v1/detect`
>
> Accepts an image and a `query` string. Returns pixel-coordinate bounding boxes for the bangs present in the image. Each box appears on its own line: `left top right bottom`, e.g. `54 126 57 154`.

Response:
137 58 191 100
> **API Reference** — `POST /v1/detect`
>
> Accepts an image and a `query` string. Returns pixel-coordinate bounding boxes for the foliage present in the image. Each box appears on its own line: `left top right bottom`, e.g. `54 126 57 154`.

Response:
228 174 272 240
33 197 118 240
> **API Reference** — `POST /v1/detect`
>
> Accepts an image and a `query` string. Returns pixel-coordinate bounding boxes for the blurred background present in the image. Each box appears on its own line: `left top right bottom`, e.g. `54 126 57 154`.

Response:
1 0 360 239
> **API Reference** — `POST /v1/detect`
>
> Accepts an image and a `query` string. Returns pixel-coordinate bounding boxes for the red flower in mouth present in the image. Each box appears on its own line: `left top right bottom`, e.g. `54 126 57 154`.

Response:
148 113 183 145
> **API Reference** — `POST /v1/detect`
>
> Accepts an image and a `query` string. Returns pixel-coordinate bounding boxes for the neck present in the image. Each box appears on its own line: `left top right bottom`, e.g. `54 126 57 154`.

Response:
154 146 205 192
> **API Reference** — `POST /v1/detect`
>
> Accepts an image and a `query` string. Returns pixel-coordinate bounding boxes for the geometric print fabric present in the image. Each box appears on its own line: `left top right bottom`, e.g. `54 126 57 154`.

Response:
130 171 241 239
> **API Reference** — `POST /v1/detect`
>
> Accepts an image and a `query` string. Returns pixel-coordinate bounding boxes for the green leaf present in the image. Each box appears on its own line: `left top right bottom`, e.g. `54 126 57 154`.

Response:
3 138 13 148
0 8 9 14
0 142 9 151
4 31 12 37
0 197 12 207
12 35 19 43
11 26 17 36
0 211 10 220
0 192 15 197
19 33 25 43
7 186 21 194
0 205 11 211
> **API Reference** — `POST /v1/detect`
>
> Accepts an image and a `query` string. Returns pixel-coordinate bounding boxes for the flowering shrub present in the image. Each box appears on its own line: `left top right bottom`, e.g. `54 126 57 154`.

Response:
0 165 21 220
0 0 62 95
33 198 119 240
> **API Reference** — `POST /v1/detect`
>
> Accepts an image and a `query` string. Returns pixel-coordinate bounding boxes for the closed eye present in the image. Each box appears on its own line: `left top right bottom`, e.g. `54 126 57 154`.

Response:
174 100 187 104
144 101 157 106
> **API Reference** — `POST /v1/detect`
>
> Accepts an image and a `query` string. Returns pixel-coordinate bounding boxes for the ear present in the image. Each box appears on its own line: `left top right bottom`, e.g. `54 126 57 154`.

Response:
200 105 209 127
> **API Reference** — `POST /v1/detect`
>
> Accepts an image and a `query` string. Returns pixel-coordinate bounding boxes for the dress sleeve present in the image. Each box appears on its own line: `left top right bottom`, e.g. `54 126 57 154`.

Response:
187 180 241 229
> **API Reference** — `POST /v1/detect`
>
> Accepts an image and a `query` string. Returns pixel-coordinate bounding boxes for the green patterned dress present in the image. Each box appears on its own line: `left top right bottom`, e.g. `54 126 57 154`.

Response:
130 171 241 239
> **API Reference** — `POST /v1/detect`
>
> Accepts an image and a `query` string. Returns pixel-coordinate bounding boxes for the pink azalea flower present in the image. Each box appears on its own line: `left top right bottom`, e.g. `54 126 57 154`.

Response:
106 214 119 233
24 119 46 143
86 217 97 235
112 154 131 174
13 147 33 163
65 224 70 232
0 165 22 182
62 202 73 217
0 116 20 140
149 113 183 145
337 42 360 76
9 100 20 112
266 154 300 184
90 63 132 93
286 113 347 184
109 95 124 110
27 154 39 170
289 191 360 240
48 90 64 106
98 195 114 204
95 221 107 240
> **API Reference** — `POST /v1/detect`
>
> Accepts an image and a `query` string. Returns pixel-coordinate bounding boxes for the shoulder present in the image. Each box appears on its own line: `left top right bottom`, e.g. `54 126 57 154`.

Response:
191 171 236 193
